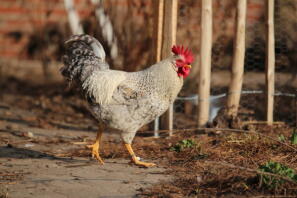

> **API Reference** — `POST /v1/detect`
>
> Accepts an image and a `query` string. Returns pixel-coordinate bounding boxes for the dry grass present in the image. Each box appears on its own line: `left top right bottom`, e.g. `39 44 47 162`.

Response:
134 125 297 197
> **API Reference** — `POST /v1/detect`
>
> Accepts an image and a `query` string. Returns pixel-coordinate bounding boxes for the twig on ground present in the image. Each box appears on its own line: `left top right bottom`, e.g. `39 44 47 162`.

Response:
64 163 93 168
0 181 17 185
241 121 285 125
71 142 89 145
9 140 33 145
253 196 297 198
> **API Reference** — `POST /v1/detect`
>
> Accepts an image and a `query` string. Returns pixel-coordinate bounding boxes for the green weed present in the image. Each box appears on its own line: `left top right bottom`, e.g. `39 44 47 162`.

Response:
278 134 285 142
170 139 196 152
291 129 297 145
258 161 297 189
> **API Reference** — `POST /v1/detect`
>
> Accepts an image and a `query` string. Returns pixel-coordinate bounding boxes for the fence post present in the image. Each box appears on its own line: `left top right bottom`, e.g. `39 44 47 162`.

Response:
265 0 275 125
227 0 247 117
160 0 178 135
152 0 165 137
152 0 164 63
198 0 212 126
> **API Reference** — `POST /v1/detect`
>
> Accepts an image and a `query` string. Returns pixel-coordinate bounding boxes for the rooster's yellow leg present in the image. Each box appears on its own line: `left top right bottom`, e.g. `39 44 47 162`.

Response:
124 144 156 168
87 126 104 164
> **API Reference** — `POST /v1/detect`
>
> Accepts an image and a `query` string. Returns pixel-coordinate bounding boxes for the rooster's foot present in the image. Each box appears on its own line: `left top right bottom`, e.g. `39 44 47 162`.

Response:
124 143 155 168
132 159 156 168
87 143 104 164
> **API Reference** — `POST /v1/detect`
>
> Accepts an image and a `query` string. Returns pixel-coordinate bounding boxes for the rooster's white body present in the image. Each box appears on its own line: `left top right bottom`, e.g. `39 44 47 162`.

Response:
61 34 193 167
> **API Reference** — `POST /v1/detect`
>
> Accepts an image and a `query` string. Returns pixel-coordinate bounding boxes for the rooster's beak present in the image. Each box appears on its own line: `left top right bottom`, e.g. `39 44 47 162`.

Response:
184 65 192 69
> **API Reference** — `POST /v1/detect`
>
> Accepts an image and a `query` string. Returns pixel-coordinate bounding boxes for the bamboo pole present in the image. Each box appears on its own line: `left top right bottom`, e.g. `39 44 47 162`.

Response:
198 0 212 126
64 0 84 34
160 0 178 135
265 0 275 125
92 0 118 59
152 0 165 138
227 0 247 117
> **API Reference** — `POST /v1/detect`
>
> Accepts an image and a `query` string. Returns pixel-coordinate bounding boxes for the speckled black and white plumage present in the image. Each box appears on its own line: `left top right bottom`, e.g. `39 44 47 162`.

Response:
61 34 184 144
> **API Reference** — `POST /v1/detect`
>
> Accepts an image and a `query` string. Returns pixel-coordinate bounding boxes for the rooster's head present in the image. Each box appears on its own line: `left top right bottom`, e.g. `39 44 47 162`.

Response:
172 45 194 78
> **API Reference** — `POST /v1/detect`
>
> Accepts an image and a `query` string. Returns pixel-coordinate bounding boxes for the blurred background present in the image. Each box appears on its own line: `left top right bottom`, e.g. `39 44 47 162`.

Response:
0 0 296 131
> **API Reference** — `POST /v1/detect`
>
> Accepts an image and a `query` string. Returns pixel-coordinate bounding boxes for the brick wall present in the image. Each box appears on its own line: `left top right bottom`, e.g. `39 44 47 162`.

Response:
0 0 265 61
0 0 155 61
0 0 93 59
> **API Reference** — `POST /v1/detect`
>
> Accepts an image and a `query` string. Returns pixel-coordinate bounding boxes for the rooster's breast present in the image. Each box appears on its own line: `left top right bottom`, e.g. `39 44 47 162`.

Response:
89 92 169 133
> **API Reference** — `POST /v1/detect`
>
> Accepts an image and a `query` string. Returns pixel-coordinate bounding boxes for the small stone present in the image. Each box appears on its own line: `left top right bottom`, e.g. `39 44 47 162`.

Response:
7 144 13 148
23 131 34 138
24 143 35 148
6 125 12 130
196 175 203 183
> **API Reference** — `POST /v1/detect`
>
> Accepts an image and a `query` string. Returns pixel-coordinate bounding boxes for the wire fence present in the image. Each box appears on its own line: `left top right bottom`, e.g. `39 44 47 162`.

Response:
154 0 297 134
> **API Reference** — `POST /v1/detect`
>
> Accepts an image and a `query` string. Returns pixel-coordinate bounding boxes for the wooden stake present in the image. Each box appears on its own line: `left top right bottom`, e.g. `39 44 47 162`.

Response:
152 0 165 63
198 0 212 126
265 0 275 125
227 0 247 117
152 0 165 137
184 101 193 115
160 0 178 134
161 0 178 56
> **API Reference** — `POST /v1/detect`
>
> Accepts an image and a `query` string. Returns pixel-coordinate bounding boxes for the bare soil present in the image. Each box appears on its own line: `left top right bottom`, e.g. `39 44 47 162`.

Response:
0 104 171 198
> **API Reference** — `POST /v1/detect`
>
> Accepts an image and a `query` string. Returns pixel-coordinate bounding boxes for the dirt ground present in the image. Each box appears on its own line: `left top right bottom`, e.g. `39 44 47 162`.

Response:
0 119 171 198
1 60 297 197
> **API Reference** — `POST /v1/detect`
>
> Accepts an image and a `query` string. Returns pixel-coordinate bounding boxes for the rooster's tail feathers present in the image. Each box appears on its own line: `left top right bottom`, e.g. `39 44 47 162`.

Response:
65 34 106 61
61 34 109 83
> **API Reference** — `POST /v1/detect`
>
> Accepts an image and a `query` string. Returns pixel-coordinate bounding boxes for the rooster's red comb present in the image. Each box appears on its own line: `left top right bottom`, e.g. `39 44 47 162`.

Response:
172 45 194 64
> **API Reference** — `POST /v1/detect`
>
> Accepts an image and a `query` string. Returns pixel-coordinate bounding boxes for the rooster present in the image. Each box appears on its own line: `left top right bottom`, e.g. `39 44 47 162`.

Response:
61 34 194 167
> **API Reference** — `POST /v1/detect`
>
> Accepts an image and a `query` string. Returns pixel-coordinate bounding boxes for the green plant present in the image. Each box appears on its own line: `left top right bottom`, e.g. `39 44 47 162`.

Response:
258 161 297 189
291 129 297 145
278 134 285 142
170 139 196 152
